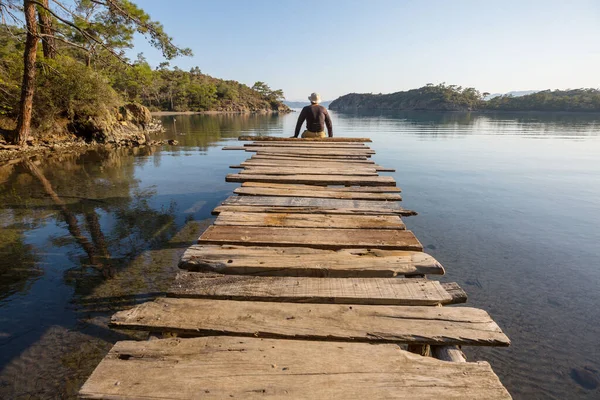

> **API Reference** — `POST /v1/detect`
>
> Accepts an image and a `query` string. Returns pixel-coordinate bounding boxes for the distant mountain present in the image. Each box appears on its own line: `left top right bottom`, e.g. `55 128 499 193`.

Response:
284 100 332 108
484 90 539 100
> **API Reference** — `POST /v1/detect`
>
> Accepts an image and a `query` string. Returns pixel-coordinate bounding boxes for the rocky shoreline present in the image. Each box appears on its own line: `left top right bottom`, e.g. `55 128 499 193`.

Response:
0 104 177 163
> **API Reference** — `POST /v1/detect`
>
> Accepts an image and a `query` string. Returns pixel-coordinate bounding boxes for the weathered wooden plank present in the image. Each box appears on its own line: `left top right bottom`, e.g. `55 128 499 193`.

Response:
254 152 373 160
110 298 511 347
247 147 376 155
431 345 468 362
256 153 371 160
239 167 379 176
235 160 395 172
239 135 372 142
218 196 406 214
226 174 396 186
241 181 401 193
234 186 402 200
198 226 422 250
214 205 417 217
168 272 464 305
79 336 511 399
441 282 468 304
179 245 444 277
242 161 379 171
214 211 406 229
244 142 369 148
252 154 376 164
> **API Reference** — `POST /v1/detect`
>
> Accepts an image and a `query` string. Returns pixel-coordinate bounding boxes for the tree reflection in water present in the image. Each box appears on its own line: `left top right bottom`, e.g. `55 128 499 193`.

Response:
0 146 194 399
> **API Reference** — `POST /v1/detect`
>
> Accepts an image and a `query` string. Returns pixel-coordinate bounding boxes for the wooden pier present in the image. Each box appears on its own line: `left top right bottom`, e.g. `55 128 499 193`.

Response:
79 137 512 399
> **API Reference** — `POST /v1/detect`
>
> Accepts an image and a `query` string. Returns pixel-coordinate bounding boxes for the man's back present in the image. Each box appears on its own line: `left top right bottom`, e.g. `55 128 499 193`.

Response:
294 104 333 137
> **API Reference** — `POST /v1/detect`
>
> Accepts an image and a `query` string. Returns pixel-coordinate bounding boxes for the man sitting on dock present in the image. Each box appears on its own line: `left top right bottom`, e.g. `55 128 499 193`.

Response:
293 92 333 138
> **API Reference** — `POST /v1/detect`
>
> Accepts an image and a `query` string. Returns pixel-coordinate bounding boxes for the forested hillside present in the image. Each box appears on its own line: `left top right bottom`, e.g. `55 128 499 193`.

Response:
329 84 484 112
0 1 288 146
330 84 600 113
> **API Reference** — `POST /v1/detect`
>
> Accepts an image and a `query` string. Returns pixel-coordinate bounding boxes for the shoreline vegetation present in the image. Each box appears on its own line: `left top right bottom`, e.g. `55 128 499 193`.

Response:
0 2 289 157
329 84 600 113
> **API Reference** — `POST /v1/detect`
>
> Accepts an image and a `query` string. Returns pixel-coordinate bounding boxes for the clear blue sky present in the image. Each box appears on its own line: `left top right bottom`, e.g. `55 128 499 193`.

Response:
129 0 600 101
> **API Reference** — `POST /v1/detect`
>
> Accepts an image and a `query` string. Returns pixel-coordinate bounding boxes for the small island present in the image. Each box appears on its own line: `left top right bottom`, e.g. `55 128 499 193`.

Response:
329 84 600 113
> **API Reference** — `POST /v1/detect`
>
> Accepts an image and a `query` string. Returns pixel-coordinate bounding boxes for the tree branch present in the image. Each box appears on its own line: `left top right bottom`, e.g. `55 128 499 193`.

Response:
30 0 129 64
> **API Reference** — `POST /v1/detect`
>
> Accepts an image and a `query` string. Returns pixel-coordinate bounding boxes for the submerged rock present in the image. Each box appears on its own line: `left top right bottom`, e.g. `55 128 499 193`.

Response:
570 366 599 390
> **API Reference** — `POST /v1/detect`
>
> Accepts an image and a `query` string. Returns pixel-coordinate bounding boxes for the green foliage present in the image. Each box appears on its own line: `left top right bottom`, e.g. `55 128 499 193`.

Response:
330 83 484 112
0 27 24 117
485 89 600 112
33 56 121 131
330 84 600 113
0 24 288 137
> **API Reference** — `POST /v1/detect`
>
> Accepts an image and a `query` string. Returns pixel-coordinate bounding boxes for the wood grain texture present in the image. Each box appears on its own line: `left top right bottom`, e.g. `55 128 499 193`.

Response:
213 205 417 217
198 226 423 250
179 245 445 277
247 147 375 155
244 142 368 148
234 186 402 200
227 173 396 186
255 152 371 160
80 337 511 399
217 195 407 215
239 136 372 142
235 160 395 172
110 297 511 346
239 167 379 176
431 345 468 362
168 272 461 305
241 181 401 192
251 154 376 164
214 211 406 229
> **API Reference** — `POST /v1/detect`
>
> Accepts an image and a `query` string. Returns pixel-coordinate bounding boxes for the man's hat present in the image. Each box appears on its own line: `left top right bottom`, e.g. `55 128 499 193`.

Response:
308 92 321 104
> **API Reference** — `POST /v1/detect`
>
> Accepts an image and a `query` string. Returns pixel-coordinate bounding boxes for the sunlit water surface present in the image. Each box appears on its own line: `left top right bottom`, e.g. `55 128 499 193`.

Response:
1 111 599 399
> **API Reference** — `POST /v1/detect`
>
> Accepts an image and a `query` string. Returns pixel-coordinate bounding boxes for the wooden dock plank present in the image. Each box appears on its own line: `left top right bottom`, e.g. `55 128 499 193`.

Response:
214 205 417 216
241 182 401 192
198 226 423 250
226 173 396 186
239 136 372 142
179 245 445 277
168 272 464 305
234 186 402 200
244 142 368 148
235 160 395 172
247 147 376 155
255 152 371 160
110 298 510 346
239 167 379 176
216 196 408 215
214 211 406 229
80 337 511 399
252 154 376 164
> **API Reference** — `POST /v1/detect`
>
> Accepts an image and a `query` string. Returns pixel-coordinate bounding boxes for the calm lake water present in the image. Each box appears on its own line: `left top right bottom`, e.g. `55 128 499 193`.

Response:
1 110 599 399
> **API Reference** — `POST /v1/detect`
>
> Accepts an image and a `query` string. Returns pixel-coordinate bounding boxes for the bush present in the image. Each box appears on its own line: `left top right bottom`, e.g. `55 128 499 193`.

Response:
33 56 121 133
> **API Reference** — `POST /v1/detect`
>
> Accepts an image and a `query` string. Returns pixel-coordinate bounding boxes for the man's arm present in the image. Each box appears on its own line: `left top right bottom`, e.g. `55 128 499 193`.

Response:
293 108 307 138
324 110 333 137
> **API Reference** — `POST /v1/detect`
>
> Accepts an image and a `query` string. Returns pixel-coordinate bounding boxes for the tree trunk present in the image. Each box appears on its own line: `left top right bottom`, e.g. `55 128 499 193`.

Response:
15 0 39 145
37 0 56 59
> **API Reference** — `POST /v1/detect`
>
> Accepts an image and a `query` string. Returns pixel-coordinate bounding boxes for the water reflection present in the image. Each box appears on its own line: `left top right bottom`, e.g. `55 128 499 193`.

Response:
332 109 600 137
0 110 598 399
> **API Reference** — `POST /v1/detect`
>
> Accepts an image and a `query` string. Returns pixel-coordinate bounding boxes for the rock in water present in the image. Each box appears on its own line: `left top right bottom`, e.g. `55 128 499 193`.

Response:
570 366 599 390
